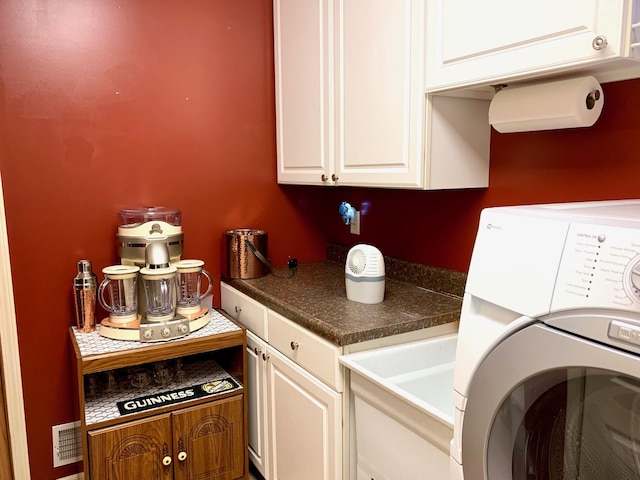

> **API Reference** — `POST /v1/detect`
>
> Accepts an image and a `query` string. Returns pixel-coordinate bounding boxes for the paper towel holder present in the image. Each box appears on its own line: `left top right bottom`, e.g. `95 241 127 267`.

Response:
586 89 601 109
488 76 604 133
492 82 601 109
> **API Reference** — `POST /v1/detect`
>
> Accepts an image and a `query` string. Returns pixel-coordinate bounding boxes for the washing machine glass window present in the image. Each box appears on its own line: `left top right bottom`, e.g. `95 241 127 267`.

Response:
487 367 640 480
460 323 640 480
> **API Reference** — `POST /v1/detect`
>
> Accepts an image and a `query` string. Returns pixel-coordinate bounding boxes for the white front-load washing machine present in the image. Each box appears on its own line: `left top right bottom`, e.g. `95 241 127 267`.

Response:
452 200 640 480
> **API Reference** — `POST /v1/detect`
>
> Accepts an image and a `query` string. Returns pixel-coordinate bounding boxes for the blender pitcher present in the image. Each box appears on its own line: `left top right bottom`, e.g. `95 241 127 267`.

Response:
141 242 178 322
174 259 212 315
98 265 140 323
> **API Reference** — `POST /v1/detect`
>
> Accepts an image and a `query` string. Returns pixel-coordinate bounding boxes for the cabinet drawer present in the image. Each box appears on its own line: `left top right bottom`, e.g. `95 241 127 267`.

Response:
268 309 342 392
221 283 268 341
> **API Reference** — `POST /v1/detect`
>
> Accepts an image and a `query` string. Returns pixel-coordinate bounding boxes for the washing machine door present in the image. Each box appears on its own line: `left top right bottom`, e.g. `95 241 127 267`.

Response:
461 322 640 480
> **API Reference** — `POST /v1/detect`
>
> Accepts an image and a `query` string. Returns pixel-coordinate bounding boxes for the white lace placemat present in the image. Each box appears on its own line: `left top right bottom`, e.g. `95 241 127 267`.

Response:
72 310 241 357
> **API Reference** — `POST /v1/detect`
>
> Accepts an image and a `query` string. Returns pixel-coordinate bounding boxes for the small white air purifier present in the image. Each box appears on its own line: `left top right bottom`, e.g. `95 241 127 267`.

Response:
345 244 385 304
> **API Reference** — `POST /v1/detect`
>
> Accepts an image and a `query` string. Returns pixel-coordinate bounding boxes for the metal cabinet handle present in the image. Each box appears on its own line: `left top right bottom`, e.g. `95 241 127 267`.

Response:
331 174 339 182
262 352 270 361
254 347 261 356
235 305 242 314
290 341 299 351
178 451 187 462
592 35 608 50
162 455 172 466
321 174 328 182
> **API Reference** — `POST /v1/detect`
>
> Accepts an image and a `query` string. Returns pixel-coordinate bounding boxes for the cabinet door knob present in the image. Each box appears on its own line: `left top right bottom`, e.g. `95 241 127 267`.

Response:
290 341 299 351
254 347 261 356
592 35 608 50
321 174 328 182
178 451 188 462
162 455 172 466
262 352 270 361
331 174 339 182
235 305 242 314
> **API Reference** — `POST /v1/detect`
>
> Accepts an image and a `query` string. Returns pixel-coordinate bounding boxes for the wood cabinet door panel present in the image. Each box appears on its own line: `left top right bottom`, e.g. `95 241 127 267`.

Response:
88 414 173 480
173 396 245 480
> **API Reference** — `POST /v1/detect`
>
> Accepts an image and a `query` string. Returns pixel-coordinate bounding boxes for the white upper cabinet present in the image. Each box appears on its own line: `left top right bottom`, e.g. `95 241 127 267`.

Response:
274 0 491 190
274 0 331 185
333 0 426 187
426 0 640 92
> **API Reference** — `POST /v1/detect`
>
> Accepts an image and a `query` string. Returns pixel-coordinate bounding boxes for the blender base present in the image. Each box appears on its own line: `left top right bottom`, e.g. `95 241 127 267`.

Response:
99 308 210 342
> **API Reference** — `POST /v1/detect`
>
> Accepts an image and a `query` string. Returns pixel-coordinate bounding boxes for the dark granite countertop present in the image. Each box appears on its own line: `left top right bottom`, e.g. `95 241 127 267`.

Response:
222 246 465 346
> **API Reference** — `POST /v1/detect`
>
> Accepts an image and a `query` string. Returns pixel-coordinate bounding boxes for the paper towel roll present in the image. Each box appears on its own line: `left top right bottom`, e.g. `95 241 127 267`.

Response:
488 76 604 133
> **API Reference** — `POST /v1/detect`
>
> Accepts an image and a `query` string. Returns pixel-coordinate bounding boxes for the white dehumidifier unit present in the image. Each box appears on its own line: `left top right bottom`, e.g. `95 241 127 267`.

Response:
345 244 385 304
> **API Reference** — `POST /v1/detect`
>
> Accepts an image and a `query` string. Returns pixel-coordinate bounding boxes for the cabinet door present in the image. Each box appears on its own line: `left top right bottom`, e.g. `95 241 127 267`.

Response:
246 331 269 478
267 346 341 480
274 0 333 186
335 0 427 188
88 414 173 480
172 396 245 480
426 0 631 91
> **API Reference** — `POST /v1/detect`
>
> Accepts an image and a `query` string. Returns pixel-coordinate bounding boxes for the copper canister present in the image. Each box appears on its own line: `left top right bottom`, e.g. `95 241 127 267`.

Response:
225 229 269 279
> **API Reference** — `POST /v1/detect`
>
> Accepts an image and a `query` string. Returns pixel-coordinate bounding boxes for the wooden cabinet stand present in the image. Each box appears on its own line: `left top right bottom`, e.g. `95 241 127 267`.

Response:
70 310 248 480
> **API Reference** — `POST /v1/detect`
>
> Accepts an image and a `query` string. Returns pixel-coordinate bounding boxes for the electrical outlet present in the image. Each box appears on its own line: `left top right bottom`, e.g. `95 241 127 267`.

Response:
350 211 361 235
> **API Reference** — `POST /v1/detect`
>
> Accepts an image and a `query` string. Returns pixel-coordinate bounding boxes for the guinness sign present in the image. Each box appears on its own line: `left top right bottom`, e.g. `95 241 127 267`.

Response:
117 378 239 415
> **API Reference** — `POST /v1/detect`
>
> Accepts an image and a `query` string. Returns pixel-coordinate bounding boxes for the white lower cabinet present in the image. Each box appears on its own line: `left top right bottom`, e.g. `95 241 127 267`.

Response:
246 331 269 477
267 346 341 480
223 283 343 480
223 282 456 480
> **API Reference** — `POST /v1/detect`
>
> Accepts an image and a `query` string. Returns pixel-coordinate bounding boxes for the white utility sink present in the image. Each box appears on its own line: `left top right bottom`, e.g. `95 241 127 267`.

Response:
340 333 457 480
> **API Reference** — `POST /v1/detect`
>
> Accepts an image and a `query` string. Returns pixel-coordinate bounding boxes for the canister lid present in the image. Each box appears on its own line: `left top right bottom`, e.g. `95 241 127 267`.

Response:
118 206 181 228
102 265 140 276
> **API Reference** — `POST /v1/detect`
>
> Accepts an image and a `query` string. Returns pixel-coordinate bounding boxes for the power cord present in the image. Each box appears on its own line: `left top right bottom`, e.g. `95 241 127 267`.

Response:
269 258 298 279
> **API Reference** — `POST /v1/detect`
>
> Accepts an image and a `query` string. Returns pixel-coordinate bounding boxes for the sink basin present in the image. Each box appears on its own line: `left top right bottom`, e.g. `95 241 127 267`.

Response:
340 334 458 479
340 333 456 426
339 333 457 479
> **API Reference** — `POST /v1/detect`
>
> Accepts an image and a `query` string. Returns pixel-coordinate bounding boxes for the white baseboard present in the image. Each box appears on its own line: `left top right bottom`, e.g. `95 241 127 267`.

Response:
56 473 84 480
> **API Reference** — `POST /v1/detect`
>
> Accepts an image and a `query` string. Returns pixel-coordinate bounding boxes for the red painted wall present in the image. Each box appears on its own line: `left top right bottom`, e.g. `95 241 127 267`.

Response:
2 1 640 478
326 78 640 273
0 2 326 478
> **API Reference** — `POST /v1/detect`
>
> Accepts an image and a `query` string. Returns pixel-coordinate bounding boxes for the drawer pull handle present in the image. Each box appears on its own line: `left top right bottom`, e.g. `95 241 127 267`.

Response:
162 455 172 466
235 306 242 314
178 451 187 462
290 341 299 351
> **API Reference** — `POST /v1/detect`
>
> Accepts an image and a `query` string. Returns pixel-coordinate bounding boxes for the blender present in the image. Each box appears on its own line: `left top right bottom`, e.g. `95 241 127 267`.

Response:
97 207 211 342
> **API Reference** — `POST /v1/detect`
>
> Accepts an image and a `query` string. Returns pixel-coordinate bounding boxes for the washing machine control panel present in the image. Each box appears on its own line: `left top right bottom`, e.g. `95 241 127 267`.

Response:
552 223 640 312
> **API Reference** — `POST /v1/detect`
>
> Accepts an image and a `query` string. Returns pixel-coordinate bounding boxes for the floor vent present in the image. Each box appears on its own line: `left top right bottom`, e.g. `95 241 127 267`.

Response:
52 421 82 467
